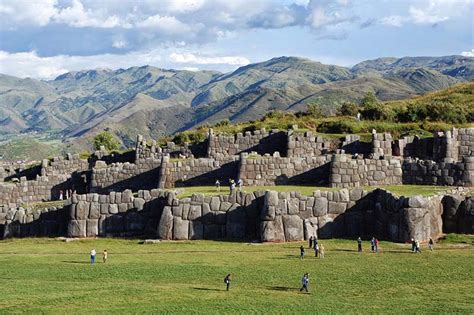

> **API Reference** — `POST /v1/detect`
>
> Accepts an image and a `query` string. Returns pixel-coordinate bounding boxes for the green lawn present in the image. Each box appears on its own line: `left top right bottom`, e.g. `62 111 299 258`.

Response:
173 185 459 199
0 237 472 313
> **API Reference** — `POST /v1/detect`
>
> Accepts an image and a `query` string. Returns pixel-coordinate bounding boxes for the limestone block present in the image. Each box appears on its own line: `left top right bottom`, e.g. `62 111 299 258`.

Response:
67 219 86 238
260 216 285 242
188 205 202 221
158 206 174 239
189 221 204 240
86 219 99 237
173 217 189 240
75 201 89 220
328 201 347 214
89 203 100 219
313 197 328 217
304 217 318 240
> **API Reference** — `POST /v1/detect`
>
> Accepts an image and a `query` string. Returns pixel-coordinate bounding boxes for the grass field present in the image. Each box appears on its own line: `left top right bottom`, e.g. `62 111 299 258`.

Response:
173 185 458 199
0 236 473 313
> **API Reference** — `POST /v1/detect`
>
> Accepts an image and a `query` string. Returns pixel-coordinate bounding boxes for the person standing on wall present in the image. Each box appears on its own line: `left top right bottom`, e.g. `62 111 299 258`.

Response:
357 237 362 252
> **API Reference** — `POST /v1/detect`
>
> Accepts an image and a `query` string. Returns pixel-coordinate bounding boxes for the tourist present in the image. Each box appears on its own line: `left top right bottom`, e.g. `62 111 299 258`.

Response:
215 179 220 192
357 112 361 121
309 236 313 249
300 273 309 293
357 237 362 252
415 240 421 253
237 178 243 191
314 243 319 257
224 274 231 291
370 237 375 252
428 237 434 251
375 238 379 253
65 189 70 199
314 237 318 248
411 238 416 253
300 245 305 259
229 179 235 192
90 248 96 264
319 244 325 259
59 190 63 200
103 249 108 263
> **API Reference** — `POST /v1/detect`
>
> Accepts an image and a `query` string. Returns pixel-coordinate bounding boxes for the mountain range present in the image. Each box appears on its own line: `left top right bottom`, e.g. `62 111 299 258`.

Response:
0 55 472 147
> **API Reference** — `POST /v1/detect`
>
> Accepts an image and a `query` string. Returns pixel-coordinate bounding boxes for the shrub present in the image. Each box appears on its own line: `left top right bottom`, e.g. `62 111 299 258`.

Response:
337 102 360 116
93 131 121 152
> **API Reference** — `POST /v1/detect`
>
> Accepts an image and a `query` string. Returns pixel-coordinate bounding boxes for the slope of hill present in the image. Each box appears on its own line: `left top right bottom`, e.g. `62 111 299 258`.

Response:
0 55 472 149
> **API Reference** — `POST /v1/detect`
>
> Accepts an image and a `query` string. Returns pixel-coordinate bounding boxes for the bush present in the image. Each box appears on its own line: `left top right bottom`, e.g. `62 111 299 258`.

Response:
337 102 359 116
93 131 121 152
172 133 190 146
306 103 323 118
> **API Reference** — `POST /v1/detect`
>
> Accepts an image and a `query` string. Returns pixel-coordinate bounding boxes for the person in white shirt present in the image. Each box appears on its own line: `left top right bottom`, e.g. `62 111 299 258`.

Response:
90 249 96 264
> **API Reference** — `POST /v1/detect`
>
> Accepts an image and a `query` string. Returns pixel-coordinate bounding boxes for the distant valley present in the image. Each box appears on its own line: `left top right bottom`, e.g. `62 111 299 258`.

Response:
0 55 472 156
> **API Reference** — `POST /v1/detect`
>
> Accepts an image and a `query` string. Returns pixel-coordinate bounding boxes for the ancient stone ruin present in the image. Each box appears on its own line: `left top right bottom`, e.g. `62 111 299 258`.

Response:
1 127 473 241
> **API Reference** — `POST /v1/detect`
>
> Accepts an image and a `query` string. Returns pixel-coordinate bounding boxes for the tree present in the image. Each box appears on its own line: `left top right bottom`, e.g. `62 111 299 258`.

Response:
337 102 359 116
360 92 394 120
307 103 323 118
93 131 121 151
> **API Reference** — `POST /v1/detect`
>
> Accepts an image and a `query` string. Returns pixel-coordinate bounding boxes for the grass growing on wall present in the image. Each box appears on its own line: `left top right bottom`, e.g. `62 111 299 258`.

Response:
170 185 458 199
0 238 472 313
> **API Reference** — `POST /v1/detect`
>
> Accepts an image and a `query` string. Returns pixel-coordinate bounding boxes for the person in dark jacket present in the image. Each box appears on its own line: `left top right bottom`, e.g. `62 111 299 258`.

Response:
300 246 305 259
224 274 231 291
357 237 362 252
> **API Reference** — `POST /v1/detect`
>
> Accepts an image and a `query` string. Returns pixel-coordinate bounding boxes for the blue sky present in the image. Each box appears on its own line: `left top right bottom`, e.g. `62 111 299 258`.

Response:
0 0 472 79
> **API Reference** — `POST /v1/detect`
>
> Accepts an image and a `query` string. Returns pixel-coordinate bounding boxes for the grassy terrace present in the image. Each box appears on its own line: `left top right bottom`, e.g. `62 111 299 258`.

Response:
0 236 472 313
171 185 461 199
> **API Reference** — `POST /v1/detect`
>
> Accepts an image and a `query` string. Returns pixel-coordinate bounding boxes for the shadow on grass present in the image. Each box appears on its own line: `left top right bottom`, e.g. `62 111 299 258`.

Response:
193 287 222 292
267 286 298 292
62 260 92 264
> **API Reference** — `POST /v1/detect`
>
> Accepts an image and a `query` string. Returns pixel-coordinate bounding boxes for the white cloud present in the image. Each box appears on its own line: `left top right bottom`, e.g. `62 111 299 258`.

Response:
165 0 205 13
0 0 58 26
169 53 250 65
461 49 474 57
112 39 128 49
380 15 405 27
0 50 162 79
137 15 192 34
54 0 129 28
408 6 448 25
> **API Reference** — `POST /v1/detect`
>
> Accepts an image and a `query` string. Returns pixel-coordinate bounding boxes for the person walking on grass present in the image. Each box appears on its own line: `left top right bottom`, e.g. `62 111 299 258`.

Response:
428 237 434 251
314 243 319 258
309 236 313 249
300 273 309 293
357 237 362 252
103 249 108 263
374 238 379 253
411 238 416 253
415 240 421 253
300 245 305 259
370 237 375 253
90 248 96 264
319 244 325 259
215 179 220 192
224 274 231 291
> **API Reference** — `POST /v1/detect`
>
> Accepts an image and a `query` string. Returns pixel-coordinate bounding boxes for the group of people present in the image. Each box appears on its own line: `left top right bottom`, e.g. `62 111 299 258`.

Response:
300 236 325 259
411 238 434 253
90 248 108 264
215 178 243 193
58 189 74 201
370 237 380 253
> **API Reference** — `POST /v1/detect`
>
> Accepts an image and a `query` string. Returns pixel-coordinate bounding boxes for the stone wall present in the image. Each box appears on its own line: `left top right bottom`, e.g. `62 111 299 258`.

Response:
207 128 287 158
3 188 470 241
286 131 340 157
67 189 168 238
0 203 69 238
457 128 474 160
393 136 434 159
260 189 444 242
41 154 90 177
238 153 332 186
329 155 402 188
158 156 239 188
90 158 162 193
371 132 393 157
402 157 474 187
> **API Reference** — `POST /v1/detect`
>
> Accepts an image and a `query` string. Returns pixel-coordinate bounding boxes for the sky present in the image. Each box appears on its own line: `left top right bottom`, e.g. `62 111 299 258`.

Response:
0 0 472 79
